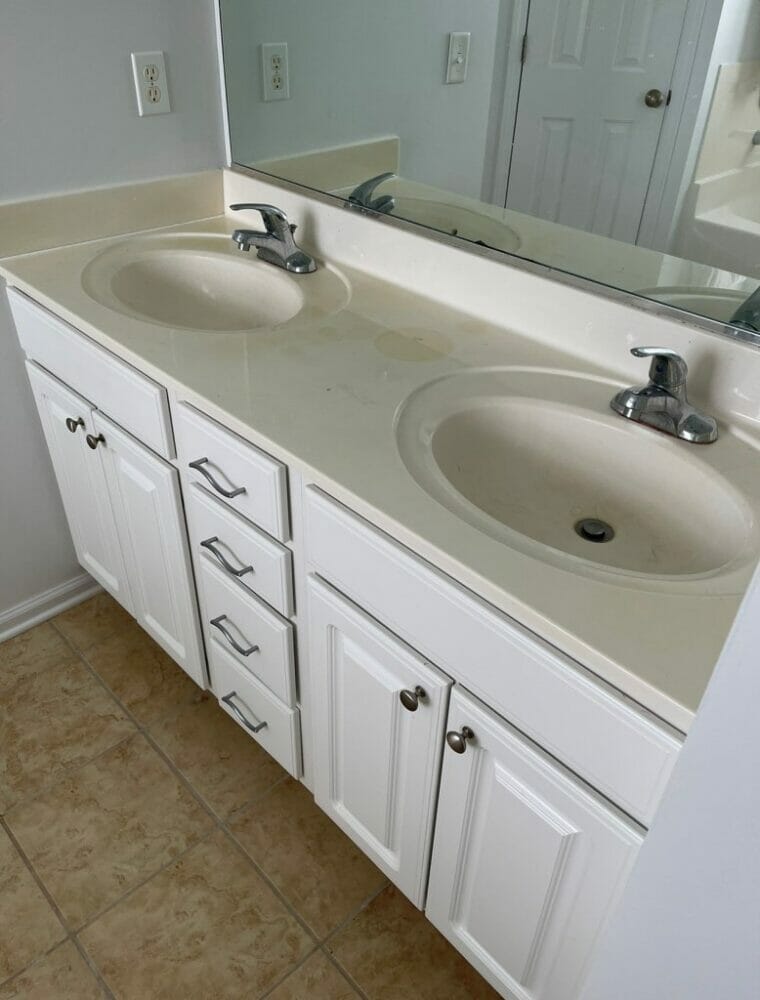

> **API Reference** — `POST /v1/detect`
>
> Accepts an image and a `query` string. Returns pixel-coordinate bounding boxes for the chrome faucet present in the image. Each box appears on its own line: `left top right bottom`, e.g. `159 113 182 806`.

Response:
347 172 397 214
230 203 316 274
610 347 718 443
728 284 760 333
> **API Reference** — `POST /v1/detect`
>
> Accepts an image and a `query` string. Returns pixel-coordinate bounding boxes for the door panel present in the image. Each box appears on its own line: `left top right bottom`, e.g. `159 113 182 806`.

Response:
308 575 451 907
25 363 132 609
507 0 689 242
94 411 206 687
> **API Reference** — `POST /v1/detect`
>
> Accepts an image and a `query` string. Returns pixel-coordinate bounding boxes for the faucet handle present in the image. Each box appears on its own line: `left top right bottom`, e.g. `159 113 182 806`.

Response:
631 347 688 391
229 203 291 236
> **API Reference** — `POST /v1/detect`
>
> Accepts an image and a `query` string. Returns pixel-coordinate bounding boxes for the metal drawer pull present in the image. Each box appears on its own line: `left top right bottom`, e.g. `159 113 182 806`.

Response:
200 537 254 578
400 686 426 712
446 726 475 754
189 457 246 499
65 417 84 433
210 615 259 657
221 691 267 733
86 433 106 450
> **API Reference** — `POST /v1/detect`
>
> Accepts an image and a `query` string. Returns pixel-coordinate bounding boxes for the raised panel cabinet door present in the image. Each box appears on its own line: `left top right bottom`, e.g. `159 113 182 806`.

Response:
92 411 206 688
308 575 452 907
426 688 643 1000
25 362 133 610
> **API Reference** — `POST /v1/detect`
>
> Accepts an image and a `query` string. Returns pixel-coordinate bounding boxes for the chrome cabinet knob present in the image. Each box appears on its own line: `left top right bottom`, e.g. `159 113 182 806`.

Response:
65 417 84 433
644 88 665 108
86 433 105 450
399 686 426 712
446 726 475 754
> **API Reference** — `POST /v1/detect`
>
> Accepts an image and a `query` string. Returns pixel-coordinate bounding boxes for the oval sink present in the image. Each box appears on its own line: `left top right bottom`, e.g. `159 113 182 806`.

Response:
391 198 521 254
396 369 760 586
82 233 350 331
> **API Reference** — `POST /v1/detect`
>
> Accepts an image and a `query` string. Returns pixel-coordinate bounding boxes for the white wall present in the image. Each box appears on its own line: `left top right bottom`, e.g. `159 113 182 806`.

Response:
221 0 513 200
0 0 224 623
582 560 760 1000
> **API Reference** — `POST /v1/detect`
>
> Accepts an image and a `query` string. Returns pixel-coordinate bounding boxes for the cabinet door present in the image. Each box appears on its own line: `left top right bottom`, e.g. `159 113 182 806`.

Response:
93 412 206 688
426 688 643 1000
25 363 132 610
308 575 451 907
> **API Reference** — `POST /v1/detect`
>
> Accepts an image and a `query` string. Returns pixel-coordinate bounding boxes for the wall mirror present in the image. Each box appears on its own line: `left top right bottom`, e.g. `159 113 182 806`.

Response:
219 0 760 338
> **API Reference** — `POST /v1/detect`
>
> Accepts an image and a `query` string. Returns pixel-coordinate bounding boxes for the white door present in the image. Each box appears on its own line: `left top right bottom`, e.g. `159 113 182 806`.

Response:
93 411 206 687
308 576 451 907
507 0 689 242
25 363 132 610
426 688 642 1000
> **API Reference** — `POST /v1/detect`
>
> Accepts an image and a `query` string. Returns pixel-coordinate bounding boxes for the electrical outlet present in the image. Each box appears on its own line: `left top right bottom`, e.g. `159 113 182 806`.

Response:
261 43 290 102
446 32 471 84
131 51 171 116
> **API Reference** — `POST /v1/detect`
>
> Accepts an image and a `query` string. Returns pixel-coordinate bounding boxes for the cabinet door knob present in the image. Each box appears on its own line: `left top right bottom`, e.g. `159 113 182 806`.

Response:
86 433 106 450
65 416 84 433
399 685 426 712
446 726 475 754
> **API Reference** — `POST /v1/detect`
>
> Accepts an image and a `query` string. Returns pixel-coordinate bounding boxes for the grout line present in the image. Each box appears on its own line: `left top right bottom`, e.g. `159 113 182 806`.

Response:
320 947 372 1000
68 937 116 999
320 880 390 950
1 815 75 935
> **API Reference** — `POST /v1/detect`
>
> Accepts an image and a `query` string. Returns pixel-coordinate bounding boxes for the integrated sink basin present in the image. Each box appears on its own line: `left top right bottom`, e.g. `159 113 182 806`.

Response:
396 369 760 588
391 198 521 254
82 232 350 331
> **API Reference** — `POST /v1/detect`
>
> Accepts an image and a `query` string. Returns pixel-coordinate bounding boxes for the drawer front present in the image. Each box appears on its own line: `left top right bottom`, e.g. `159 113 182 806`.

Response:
209 640 302 777
186 483 294 617
175 402 289 541
304 487 682 828
199 558 296 706
9 288 174 459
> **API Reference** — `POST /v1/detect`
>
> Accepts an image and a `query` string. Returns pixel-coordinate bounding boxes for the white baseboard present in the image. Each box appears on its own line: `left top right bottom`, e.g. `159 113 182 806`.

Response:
0 574 102 644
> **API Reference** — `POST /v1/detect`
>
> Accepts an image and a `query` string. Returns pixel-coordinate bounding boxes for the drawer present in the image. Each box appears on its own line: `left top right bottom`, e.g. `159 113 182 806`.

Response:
8 288 174 459
174 402 289 541
304 487 682 828
186 483 294 617
209 640 302 777
199 557 296 706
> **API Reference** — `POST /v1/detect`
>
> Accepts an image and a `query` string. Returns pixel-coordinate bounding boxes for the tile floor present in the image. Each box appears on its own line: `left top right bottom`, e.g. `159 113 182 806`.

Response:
0 593 499 999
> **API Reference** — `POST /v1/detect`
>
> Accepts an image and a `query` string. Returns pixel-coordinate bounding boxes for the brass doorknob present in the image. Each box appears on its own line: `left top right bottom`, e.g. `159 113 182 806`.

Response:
644 88 665 108
446 726 475 754
399 686 426 712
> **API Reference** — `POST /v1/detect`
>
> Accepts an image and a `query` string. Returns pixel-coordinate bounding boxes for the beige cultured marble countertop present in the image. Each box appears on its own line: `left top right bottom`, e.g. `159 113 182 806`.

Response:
1 195 750 734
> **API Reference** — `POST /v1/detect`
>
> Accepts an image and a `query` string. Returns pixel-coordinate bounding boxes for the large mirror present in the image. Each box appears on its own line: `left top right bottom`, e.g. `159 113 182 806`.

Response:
219 0 760 336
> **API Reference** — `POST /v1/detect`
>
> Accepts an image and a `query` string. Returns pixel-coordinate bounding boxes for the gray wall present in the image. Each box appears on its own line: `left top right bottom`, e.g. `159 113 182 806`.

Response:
0 0 224 621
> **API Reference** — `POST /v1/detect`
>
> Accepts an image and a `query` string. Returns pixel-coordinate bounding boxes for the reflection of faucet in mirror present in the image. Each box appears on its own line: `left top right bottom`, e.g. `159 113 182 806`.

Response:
348 173 397 214
230 203 317 274
728 284 760 332
610 347 718 444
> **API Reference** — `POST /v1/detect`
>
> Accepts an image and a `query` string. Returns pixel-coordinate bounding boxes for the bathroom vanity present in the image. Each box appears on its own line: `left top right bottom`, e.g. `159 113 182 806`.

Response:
3 167 760 999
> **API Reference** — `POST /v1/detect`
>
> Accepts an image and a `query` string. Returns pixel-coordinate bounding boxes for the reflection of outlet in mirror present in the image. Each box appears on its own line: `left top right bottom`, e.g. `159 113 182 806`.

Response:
131 50 171 116
261 42 290 102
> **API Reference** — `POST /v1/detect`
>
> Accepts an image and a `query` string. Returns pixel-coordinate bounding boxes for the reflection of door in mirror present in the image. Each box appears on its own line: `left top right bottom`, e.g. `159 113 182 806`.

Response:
505 0 689 244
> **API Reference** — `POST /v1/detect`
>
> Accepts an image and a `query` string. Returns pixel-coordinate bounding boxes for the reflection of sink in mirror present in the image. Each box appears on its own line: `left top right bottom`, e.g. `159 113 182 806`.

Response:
389 198 521 254
81 233 350 331
396 368 760 590
636 286 748 324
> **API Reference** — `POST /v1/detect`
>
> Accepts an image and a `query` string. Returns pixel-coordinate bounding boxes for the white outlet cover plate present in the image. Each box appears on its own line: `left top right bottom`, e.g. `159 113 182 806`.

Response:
446 32 471 84
131 50 171 116
261 42 290 102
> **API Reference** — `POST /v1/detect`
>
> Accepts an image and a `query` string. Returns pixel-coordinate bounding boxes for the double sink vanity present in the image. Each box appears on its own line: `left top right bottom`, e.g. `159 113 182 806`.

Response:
3 169 760 1000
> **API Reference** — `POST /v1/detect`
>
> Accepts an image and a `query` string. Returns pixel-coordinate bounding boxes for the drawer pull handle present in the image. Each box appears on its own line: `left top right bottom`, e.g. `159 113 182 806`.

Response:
200 537 254 578
210 615 259 657
189 458 246 499
446 726 475 754
86 433 106 450
399 686 426 712
221 691 268 733
65 416 85 433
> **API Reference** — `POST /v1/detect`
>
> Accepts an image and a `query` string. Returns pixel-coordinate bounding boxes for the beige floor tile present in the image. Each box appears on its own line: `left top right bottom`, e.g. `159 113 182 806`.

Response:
0 940 103 999
267 951 359 999
0 827 65 983
84 619 200 727
230 779 387 939
80 831 314 1000
6 734 214 928
0 623 78 697
53 593 133 653
328 886 501 1000
0 659 135 813
150 692 286 819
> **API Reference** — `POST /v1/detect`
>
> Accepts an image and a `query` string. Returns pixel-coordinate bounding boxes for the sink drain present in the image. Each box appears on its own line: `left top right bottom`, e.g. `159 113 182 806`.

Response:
575 518 615 543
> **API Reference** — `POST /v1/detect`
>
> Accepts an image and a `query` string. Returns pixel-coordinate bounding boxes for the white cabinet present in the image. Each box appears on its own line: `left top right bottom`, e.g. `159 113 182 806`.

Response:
26 363 133 611
93 412 206 687
308 575 452 907
426 688 643 1000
